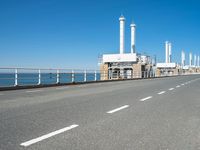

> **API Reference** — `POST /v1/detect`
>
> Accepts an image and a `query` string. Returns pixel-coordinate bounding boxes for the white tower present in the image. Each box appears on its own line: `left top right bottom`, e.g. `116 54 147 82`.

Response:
165 41 169 63
168 42 172 63
119 15 125 54
181 50 185 67
194 54 197 66
189 52 192 67
198 55 200 67
130 22 136 53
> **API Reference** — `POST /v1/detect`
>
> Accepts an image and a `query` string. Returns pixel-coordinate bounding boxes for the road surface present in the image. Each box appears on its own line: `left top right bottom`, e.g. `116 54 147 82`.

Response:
0 75 200 150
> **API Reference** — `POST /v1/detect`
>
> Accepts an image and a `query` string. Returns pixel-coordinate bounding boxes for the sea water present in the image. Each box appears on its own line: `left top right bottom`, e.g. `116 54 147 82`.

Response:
0 73 101 87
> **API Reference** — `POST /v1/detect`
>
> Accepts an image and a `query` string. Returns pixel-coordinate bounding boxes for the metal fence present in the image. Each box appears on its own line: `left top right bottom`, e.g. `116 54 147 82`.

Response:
0 68 100 87
0 67 199 88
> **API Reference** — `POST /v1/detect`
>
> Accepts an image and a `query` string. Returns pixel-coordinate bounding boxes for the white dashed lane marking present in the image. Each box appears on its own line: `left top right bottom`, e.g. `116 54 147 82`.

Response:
158 91 166 95
169 88 174 91
140 96 152 101
20 124 79 147
107 105 129 114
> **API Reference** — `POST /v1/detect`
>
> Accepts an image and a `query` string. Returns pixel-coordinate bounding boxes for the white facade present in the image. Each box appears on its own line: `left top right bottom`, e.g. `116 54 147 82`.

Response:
156 63 176 68
183 66 189 70
119 15 125 54
102 53 137 63
130 23 136 53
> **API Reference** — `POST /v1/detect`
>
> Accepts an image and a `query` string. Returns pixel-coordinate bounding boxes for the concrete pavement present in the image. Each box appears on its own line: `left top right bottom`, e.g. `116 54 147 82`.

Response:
0 75 200 150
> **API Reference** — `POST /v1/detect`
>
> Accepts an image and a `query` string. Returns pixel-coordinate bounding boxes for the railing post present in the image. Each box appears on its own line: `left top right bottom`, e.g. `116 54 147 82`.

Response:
84 70 87 82
38 69 41 85
94 70 97 81
56 69 60 84
104 70 106 80
14 68 18 86
72 70 74 83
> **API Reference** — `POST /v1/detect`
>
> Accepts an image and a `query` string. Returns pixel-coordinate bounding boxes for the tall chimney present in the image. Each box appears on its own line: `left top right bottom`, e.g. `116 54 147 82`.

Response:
181 50 185 67
130 22 136 53
165 41 169 63
189 52 192 67
119 15 125 54
194 54 197 66
168 42 172 63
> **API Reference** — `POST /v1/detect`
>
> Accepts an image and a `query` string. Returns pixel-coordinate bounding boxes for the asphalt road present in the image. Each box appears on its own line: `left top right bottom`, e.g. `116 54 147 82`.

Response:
0 75 200 150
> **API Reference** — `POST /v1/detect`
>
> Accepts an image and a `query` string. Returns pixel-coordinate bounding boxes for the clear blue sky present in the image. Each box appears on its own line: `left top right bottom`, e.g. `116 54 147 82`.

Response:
0 0 200 69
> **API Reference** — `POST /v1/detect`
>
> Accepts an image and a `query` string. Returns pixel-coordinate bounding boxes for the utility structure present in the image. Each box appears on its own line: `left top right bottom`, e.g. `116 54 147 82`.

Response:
189 52 192 67
119 15 125 54
100 15 152 80
130 22 136 53
194 54 197 67
181 50 185 67
156 41 177 76
165 41 172 63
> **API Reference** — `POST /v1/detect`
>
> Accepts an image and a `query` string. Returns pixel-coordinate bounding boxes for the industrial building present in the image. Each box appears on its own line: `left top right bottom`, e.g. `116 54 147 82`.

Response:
156 41 178 76
100 15 153 80
156 43 200 76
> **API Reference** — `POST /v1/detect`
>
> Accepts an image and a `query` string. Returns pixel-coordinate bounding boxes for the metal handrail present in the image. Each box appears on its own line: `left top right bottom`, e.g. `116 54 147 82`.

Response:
0 67 199 87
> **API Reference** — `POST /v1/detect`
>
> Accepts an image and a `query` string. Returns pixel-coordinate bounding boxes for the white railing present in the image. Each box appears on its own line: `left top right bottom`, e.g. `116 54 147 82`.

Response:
0 67 199 88
0 67 100 87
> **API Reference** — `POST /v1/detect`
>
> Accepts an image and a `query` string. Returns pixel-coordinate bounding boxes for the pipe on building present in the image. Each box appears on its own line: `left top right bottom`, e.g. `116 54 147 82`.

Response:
119 15 125 54
130 22 136 53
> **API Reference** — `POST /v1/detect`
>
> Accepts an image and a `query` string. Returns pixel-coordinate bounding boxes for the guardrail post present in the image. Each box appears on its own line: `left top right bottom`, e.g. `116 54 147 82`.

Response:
14 68 18 86
104 70 106 80
38 69 41 85
94 70 97 81
56 69 60 84
72 70 74 83
84 70 87 82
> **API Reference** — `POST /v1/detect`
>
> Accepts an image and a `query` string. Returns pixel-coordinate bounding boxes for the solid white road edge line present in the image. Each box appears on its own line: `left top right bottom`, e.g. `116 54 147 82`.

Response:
107 105 129 114
26 90 43 93
56 87 69 90
140 96 152 101
20 124 79 147
158 91 166 95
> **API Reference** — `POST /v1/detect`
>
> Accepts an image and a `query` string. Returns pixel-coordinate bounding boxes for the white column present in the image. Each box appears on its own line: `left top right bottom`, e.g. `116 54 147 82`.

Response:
130 23 136 53
165 41 169 63
181 50 185 67
168 42 172 63
189 52 192 67
119 15 125 54
194 54 197 67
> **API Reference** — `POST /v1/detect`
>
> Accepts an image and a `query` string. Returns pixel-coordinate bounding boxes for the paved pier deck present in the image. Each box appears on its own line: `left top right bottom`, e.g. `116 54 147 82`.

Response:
0 75 200 150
